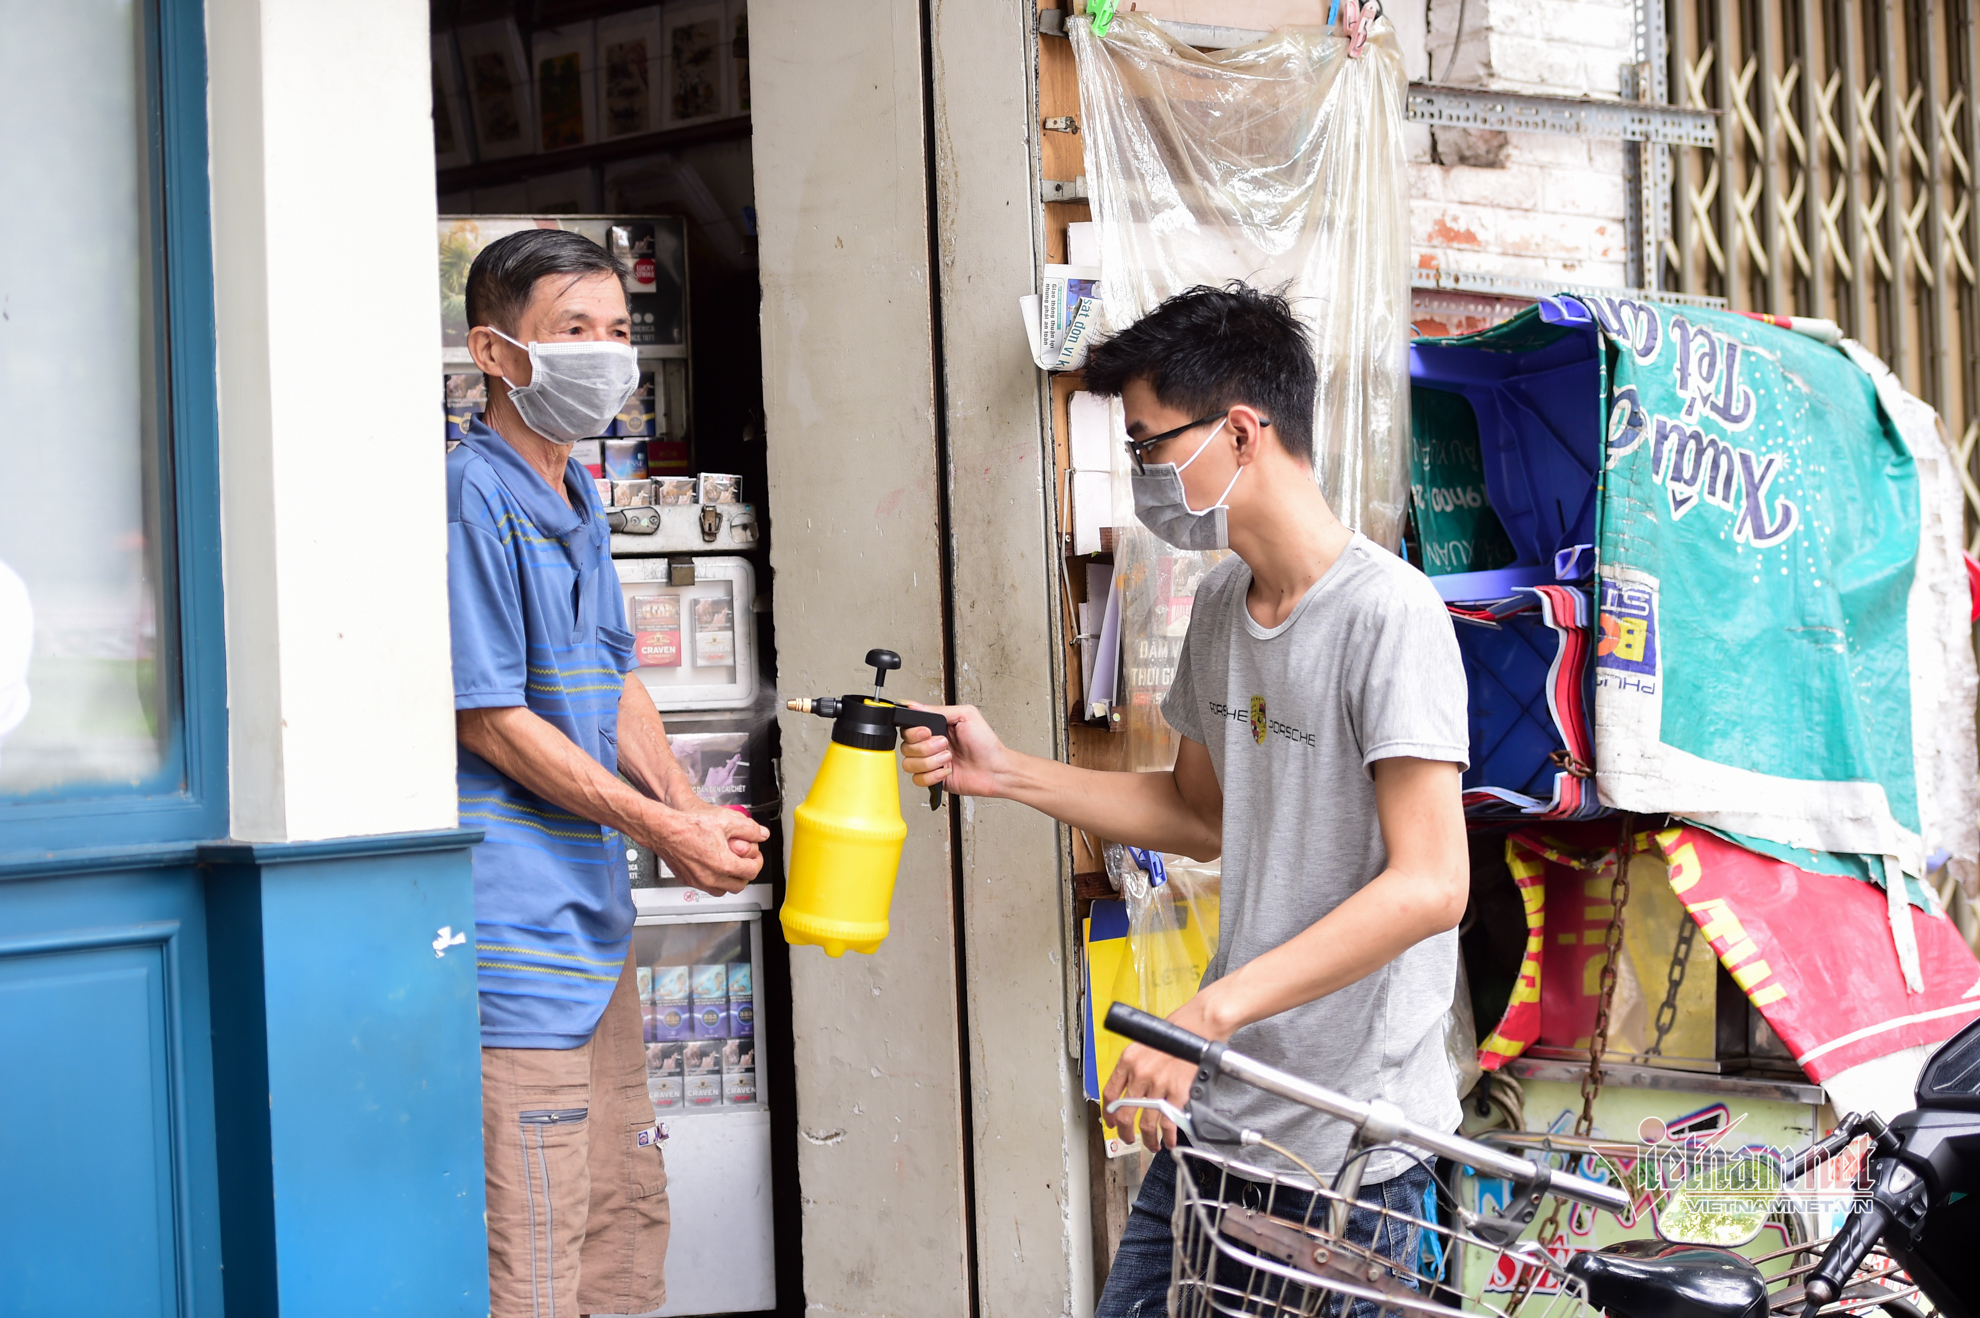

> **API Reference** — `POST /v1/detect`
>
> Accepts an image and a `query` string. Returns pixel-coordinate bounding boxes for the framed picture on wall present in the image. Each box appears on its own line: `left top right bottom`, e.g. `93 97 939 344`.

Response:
431 32 475 169
456 19 534 159
597 7 663 139
662 3 728 129
727 1 748 117
532 21 596 151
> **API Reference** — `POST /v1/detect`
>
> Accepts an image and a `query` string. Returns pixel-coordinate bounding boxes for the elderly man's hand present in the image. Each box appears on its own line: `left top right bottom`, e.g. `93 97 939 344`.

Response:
643 802 767 895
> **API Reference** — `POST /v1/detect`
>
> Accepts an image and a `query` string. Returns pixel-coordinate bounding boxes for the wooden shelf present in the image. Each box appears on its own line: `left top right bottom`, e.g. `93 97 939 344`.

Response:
438 116 752 193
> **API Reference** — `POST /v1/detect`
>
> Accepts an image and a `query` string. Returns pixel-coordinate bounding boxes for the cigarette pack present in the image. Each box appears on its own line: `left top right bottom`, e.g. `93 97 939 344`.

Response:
571 439 604 475
690 963 728 1001
654 476 698 505
604 439 648 481
647 1042 685 1111
699 472 742 504
594 477 613 507
694 628 734 668
667 733 750 809
721 1037 756 1105
612 479 653 508
653 1001 692 1042
726 959 755 1038
652 964 690 1004
636 964 653 1001
632 594 684 668
691 963 729 1038
648 1073 684 1112
651 964 692 1041
683 1040 723 1107
641 999 658 1043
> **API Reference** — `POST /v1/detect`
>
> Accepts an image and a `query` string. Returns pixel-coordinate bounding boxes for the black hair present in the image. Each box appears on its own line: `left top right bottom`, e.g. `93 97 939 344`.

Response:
1083 282 1317 466
464 228 628 333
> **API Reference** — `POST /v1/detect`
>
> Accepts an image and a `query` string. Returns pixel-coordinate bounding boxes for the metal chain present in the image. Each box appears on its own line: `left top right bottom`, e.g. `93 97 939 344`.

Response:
1646 912 1697 1058
1508 816 1632 1312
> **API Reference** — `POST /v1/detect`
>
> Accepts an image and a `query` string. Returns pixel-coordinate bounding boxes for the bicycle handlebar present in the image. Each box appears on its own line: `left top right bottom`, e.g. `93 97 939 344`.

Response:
1104 1003 1631 1216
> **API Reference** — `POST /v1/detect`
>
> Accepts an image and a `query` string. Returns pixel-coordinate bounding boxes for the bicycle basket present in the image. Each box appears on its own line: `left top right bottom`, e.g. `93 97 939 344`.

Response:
1167 1144 1601 1318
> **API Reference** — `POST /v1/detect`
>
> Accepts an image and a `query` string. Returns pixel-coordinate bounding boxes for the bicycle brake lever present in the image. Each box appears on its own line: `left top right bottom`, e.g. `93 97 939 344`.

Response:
1106 1097 1196 1145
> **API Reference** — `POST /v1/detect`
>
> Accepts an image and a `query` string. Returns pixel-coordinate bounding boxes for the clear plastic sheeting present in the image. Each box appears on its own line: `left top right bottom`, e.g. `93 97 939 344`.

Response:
1071 12 1413 549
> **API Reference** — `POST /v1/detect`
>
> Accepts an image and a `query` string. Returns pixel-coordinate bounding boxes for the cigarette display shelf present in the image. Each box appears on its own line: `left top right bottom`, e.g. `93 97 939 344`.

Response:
609 501 761 555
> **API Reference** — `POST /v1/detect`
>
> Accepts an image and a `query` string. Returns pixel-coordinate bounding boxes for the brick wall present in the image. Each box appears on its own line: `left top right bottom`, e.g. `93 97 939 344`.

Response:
1409 0 1635 292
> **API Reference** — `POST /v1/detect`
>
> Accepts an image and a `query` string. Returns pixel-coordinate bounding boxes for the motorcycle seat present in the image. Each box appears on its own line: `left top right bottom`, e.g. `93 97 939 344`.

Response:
1564 1239 1770 1318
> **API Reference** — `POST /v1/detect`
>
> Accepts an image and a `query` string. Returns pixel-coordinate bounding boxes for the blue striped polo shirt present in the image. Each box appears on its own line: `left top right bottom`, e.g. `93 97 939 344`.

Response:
446 417 636 1049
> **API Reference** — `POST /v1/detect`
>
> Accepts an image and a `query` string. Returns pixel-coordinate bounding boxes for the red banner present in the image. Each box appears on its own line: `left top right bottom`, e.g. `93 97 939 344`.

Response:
1647 826 1980 1082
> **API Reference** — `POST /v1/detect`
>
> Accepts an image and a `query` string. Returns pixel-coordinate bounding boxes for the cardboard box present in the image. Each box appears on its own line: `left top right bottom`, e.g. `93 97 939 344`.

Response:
612 479 653 507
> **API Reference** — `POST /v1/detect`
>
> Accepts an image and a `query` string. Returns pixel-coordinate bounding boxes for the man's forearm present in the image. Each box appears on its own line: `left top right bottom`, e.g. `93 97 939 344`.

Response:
1190 862 1465 1038
993 752 1219 860
460 705 683 849
614 675 697 808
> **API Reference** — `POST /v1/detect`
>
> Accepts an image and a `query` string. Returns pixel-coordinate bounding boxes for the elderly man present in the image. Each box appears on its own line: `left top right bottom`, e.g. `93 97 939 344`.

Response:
449 227 769 1318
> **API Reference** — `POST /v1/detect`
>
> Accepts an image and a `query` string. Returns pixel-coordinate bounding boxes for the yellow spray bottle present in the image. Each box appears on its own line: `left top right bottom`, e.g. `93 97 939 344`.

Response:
781 649 947 957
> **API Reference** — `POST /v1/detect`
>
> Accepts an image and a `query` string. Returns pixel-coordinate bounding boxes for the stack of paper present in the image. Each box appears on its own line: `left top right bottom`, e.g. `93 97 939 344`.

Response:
1066 391 1114 557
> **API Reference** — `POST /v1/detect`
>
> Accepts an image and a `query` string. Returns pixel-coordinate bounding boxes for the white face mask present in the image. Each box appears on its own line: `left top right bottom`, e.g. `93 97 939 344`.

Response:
486 327 640 443
1130 419 1243 551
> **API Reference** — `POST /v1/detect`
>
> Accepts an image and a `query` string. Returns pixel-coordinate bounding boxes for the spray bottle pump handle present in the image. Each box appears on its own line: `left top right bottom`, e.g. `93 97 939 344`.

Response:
865 649 902 689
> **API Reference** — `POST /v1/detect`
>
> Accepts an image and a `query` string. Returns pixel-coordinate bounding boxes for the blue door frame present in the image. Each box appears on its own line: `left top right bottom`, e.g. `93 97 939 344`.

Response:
0 2 491 1313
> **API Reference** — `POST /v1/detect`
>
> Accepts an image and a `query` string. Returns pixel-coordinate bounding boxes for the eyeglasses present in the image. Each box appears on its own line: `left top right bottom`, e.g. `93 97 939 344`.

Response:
1122 410 1270 473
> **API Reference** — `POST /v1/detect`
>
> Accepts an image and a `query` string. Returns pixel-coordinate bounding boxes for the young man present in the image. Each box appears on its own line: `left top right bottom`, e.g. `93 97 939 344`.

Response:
449 228 770 1318
901 283 1471 1313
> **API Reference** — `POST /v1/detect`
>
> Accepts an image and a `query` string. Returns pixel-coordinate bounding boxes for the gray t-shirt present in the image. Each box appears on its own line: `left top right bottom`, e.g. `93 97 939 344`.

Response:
1162 534 1470 1184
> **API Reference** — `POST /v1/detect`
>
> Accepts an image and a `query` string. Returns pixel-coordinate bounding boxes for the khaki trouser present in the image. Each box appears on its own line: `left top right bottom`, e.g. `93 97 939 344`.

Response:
483 950 670 1318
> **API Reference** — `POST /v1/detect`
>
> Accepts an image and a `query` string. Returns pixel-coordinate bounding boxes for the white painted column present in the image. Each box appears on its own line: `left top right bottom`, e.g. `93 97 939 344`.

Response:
207 0 459 842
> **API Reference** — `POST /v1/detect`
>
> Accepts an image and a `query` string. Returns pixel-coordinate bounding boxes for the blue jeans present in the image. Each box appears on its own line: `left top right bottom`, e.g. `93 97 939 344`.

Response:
1096 1150 1436 1318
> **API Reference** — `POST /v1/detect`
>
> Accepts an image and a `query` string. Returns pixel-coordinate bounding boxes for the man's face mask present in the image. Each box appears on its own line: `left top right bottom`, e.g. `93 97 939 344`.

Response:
485 326 639 443
1131 418 1242 551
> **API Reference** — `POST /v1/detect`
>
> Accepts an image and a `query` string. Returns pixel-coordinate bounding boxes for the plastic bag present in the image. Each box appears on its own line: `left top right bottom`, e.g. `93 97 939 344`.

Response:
1111 846 1221 1025
1071 13 1414 549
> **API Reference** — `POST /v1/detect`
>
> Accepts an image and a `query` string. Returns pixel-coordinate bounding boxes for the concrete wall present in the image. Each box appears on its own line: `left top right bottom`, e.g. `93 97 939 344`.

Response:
928 2 1094 1316
1412 0 1633 287
753 2 973 1313
208 0 459 843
